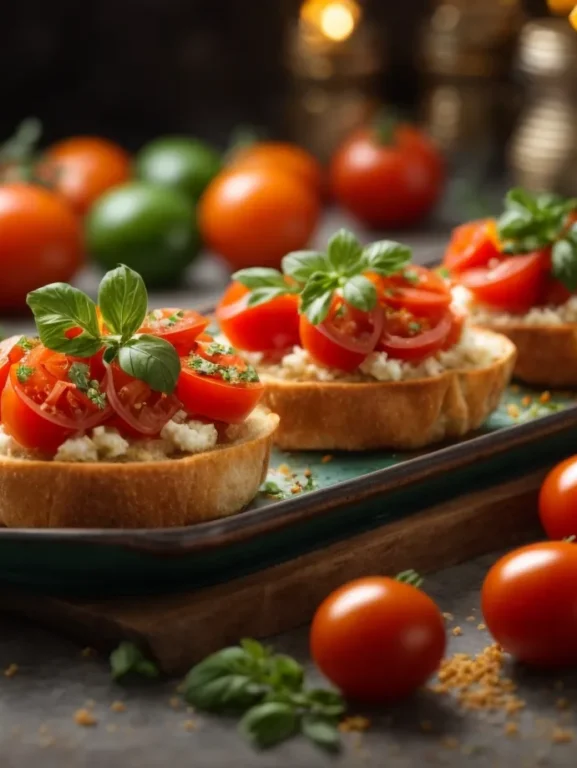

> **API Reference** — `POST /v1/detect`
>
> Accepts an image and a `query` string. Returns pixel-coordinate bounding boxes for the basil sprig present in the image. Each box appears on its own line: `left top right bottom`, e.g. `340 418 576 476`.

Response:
233 229 411 325
497 188 577 254
552 224 577 292
26 265 181 394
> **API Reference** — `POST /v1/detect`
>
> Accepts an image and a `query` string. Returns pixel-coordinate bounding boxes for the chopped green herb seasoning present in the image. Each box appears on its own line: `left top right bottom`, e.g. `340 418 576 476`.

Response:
188 354 259 384
403 269 420 284
167 309 185 326
408 321 422 334
68 362 107 410
16 365 35 384
16 336 38 352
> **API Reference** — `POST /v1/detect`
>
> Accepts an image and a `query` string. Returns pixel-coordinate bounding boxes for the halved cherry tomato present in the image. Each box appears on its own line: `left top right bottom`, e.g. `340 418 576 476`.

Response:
104 363 181 438
482 541 577 667
216 282 300 352
543 277 572 307
177 341 264 424
0 336 27 395
460 250 550 312
443 219 501 274
138 308 209 355
299 300 383 371
378 265 452 319
310 576 446 702
377 309 454 362
539 456 577 540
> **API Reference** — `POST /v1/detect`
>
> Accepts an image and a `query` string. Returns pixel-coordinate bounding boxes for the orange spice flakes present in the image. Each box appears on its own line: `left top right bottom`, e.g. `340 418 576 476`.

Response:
339 716 371 733
4 663 18 678
183 719 198 732
507 404 520 419
540 391 551 404
74 708 98 727
277 463 292 476
321 454 333 464
110 701 126 713
504 721 519 737
552 727 574 744
521 395 533 407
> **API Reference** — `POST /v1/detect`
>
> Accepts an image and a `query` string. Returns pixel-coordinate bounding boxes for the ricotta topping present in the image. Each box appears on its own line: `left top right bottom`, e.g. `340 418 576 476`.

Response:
452 284 577 327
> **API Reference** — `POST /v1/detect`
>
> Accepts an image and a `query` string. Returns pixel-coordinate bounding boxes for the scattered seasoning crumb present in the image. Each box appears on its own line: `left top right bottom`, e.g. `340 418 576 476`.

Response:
540 391 551 404
552 727 573 744
183 719 198 732
466 616 475 622
477 623 486 631
168 697 181 710
81 647 95 658
507 404 520 419
510 384 520 393
303 468 312 478
556 698 571 711
321 454 333 464
277 463 291 476
420 720 433 733
504 722 519 737
441 736 459 749
74 709 98 727
442 612 454 622
339 716 371 733
4 663 18 678
290 485 301 494
110 701 126 713
521 396 532 407
452 626 463 637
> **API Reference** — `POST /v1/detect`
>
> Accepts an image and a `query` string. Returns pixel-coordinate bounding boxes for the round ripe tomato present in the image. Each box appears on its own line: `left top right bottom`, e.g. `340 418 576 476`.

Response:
216 282 300 352
42 137 131 216
310 577 446 702
177 342 264 424
482 542 577 667
379 265 452 318
228 142 324 199
460 250 550 312
539 456 577 540
0 336 27 395
299 301 383 371
377 309 454 362
138 308 209 355
0 183 83 311
198 168 320 270
443 220 501 274
329 125 444 228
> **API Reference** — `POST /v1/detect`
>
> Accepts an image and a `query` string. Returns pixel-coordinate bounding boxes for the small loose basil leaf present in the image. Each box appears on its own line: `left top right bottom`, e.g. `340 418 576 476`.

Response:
183 647 264 712
552 238 577 292
306 689 346 718
343 275 377 312
246 286 293 308
110 642 159 682
269 654 304 692
232 267 287 289
117 335 180 394
27 283 102 357
326 229 362 273
239 702 299 749
361 240 411 275
301 714 341 752
98 264 148 340
281 250 328 282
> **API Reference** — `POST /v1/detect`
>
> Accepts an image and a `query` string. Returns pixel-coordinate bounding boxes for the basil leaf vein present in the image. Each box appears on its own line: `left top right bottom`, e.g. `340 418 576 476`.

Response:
117 335 181 394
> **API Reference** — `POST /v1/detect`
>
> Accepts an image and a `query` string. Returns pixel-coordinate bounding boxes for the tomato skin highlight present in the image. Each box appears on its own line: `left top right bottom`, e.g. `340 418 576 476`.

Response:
310 577 446 702
481 542 577 667
216 282 300 352
539 456 577 540
443 220 501 274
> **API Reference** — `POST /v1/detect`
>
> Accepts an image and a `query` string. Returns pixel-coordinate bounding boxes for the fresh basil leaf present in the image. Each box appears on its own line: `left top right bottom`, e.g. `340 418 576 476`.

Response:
300 272 339 325
117 335 180 394
233 268 287 289
361 240 411 275
183 647 264 712
281 250 328 282
504 187 539 215
239 702 298 749
326 229 362 273
269 654 304 692
240 639 268 661
246 287 293 308
301 714 341 752
103 343 119 365
552 236 577 292
306 689 346 718
27 283 102 357
98 264 148 340
343 275 377 312
110 642 159 681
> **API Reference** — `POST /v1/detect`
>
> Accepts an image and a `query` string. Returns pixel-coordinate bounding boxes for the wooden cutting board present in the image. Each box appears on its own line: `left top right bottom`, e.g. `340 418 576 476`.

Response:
0 471 544 675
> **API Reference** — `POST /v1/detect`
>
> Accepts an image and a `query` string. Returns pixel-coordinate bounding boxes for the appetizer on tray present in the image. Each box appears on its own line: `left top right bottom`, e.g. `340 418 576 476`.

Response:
444 189 577 387
0 266 278 529
215 229 516 451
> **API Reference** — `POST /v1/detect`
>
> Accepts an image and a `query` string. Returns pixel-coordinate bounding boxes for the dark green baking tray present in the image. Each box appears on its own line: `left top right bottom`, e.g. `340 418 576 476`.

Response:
0 382 575 595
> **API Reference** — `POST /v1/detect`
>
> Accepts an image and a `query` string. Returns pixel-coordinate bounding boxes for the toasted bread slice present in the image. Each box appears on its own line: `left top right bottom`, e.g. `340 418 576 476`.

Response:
258 330 516 451
477 322 577 388
0 409 279 529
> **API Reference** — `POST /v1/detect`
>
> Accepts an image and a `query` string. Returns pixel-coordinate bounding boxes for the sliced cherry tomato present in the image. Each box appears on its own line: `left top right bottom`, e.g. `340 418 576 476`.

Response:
177 341 264 424
0 336 27 395
379 265 452 319
377 309 454 362
443 219 501 274
460 250 550 312
138 308 209 355
539 456 577 540
104 363 181 438
216 282 300 352
299 300 383 372
482 542 577 667
543 277 572 307
310 576 446 702
442 308 465 350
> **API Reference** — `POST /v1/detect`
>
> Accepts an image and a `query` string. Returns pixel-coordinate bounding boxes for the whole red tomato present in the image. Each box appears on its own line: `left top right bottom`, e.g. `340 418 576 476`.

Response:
482 541 577 667
199 167 320 269
42 136 131 216
539 456 577 540
0 183 83 310
310 576 446 702
330 124 444 229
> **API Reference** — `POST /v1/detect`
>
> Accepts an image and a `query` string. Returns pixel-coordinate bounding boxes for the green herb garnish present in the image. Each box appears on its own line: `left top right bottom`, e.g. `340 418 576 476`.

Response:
68 362 107 410
183 639 344 751
408 321 422 334
166 309 185 326
188 354 259 384
16 336 38 352
26 265 181 394
110 642 160 682
233 229 411 326
16 364 34 384
205 341 234 356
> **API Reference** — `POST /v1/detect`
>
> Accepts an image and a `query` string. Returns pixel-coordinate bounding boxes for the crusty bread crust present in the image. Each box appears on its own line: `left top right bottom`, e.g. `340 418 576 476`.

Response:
478 322 577 388
0 410 279 529
259 330 516 451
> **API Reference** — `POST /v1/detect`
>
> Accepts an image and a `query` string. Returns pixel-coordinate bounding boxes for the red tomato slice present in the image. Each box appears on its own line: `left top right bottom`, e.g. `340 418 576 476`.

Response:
379 265 452 319
177 341 264 424
443 219 501 274
104 363 181 437
377 310 454 362
0 336 27 396
138 308 209 355
543 277 572 307
299 301 383 372
216 282 300 352
460 250 550 312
